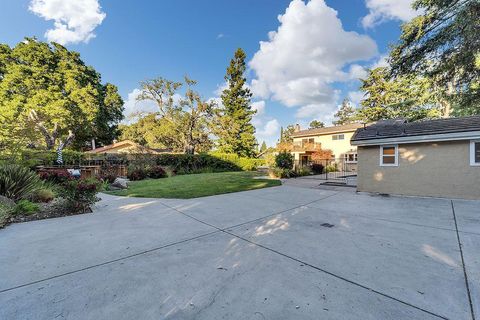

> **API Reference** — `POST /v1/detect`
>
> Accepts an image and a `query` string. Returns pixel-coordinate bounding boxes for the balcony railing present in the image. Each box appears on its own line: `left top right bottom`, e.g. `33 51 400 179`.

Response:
291 142 322 152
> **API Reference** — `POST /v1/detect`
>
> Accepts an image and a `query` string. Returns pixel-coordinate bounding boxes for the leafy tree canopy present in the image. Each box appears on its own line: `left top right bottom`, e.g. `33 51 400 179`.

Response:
390 0 480 115
0 38 124 151
309 120 325 129
137 76 213 154
214 48 257 157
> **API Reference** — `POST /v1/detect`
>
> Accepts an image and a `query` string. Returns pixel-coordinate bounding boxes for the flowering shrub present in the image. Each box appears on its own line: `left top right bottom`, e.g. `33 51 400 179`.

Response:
38 169 71 184
60 178 101 212
148 166 167 179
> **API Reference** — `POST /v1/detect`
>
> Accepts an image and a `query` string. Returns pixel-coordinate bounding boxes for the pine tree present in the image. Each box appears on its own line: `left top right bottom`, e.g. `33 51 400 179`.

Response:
260 141 267 153
215 48 257 157
333 99 359 125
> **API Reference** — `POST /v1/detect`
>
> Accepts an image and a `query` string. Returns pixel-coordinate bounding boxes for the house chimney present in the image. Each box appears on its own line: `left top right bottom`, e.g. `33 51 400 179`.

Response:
91 139 96 150
294 124 301 132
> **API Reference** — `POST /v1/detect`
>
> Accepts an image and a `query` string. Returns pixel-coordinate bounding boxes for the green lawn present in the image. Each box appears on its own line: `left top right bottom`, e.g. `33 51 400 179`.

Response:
107 171 281 199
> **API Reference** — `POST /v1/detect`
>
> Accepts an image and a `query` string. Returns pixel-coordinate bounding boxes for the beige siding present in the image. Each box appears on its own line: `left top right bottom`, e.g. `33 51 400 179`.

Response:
357 141 480 200
292 131 357 160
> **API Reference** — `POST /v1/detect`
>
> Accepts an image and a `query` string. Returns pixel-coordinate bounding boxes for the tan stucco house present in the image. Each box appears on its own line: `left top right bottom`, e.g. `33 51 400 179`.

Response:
351 116 480 200
290 123 364 165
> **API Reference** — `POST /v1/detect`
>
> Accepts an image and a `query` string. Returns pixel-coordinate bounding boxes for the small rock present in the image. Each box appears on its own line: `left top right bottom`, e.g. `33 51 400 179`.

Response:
111 178 129 189
295 306 300 309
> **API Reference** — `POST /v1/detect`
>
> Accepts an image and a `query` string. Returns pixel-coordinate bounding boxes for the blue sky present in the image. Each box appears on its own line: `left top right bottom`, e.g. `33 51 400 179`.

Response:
0 0 416 146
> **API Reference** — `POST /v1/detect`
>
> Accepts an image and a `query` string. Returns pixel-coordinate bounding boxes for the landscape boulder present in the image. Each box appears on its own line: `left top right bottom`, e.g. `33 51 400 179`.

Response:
111 178 129 190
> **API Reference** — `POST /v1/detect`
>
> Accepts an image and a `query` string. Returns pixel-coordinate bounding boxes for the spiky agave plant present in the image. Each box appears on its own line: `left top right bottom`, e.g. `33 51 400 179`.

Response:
0 164 42 201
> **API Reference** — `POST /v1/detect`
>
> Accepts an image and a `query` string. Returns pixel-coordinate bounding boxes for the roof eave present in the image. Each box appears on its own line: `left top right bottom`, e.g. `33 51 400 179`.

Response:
351 131 480 146
292 128 360 138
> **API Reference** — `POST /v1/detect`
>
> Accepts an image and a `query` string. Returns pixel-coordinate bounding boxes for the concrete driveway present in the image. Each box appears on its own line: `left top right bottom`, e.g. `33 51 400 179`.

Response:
0 183 478 320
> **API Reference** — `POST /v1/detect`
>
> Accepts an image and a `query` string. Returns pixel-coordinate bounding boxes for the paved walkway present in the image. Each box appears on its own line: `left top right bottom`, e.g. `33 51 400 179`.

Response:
0 185 478 319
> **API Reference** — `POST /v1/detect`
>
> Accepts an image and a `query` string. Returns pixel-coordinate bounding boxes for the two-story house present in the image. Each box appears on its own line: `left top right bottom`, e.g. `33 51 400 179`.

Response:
290 123 364 166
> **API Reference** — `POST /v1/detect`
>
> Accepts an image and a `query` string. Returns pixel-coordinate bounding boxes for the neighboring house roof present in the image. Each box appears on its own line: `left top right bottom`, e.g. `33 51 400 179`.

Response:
351 116 480 145
85 140 171 154
291 123 365 138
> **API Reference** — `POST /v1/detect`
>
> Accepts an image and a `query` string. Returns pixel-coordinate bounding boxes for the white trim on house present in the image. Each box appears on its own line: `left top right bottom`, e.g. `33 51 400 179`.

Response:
351 131 480 146
470 140 480 166
379 145 398 167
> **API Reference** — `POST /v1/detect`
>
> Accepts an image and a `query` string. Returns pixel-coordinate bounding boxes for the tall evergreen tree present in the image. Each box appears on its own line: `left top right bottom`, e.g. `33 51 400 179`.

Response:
358 67 441 122
333 99 358 125
390 0 480 115
214 48 257 157
260 141 267 153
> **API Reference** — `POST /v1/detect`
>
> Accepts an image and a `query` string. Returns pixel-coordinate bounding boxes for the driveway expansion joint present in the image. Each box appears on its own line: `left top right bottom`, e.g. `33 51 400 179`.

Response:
0 230 221 295
158 193 448 320
451 200 476 320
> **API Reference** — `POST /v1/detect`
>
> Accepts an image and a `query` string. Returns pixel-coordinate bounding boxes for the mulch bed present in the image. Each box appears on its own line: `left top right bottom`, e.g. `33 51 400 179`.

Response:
6 198 93 225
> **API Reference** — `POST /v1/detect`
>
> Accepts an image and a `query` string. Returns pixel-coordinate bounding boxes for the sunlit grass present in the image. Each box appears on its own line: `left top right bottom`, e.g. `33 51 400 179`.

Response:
107 171 281 199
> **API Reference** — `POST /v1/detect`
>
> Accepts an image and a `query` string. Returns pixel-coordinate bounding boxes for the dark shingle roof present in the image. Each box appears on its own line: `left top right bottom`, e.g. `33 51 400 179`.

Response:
291 123 364 137
351 116 480 142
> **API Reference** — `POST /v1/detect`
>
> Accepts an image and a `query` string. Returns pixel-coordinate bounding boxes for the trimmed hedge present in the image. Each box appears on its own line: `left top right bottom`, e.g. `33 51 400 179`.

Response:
2 149 264 174
208 152 265 171
18 150 85 168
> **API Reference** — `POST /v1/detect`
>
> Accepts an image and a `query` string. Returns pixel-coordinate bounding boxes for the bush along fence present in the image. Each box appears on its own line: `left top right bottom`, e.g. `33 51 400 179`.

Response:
2 150 265 177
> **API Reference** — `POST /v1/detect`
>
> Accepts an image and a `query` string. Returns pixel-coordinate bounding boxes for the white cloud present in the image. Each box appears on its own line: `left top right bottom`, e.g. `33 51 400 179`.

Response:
122 88 183 122
29 0 106 45
347 91 365 106
122 89 158 120
216 33 225 39
362 0 417 28
371 54 390 69
251 100 266 117
348 64 368 80
257 119 280 137
249 0 377 123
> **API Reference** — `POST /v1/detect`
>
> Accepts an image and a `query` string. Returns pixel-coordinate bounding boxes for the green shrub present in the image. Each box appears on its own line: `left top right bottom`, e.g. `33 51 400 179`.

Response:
264 152 276 168
275 151 294 170
31 188 55 203
209 153 265 171
127 168 148 181
268 167 296 179
19 149 85 168
325 163 338 173
12 200 40 216
60 177 101 212
0 164 42 201
154 153 240 174
0 202 13 227
147 166 167 179
296 166 311 176
311 163 324 174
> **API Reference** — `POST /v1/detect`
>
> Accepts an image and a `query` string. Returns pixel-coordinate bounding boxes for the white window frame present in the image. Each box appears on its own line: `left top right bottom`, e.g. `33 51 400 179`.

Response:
470 140 480 166
379 145 398 167
344 153 358 164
